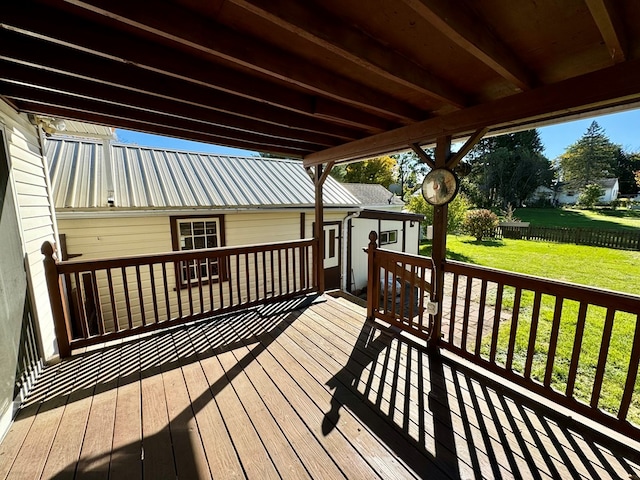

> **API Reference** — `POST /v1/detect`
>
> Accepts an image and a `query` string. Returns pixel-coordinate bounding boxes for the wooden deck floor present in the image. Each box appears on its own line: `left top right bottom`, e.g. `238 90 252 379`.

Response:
1 295 639 479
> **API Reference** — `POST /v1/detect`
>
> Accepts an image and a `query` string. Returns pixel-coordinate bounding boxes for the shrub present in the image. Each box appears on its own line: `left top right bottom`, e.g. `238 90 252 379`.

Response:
463 209 499 241
578 183 604 209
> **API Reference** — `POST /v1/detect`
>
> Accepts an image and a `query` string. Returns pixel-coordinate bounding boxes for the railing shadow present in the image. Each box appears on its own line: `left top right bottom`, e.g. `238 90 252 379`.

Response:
322 319 640 479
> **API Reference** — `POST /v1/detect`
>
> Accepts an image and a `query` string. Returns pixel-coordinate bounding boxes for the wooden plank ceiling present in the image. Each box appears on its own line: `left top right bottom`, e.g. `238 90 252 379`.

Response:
1 0 639 165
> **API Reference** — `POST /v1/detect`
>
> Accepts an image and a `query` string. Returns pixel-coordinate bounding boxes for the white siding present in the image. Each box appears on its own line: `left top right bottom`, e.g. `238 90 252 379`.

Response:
0 101 58 360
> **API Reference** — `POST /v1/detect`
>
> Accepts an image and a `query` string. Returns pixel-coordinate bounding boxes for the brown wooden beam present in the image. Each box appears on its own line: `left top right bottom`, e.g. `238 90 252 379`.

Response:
409 143 435 169
446 127 488 169
429 135 451 348
0 59 344 149
401 0 537 90
304 57 640 166
14 101 313 158
229 0 467 107
585 0 627 63
0 29 373 141
49 0 426 123
3 1 418 128
2 81 327 153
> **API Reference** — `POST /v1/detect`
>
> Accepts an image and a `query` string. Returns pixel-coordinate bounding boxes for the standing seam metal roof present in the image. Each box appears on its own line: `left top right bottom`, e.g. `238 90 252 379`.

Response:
46 138 361 209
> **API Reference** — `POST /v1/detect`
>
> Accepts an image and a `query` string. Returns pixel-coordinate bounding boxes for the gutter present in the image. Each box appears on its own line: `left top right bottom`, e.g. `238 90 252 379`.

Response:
341 210 361 291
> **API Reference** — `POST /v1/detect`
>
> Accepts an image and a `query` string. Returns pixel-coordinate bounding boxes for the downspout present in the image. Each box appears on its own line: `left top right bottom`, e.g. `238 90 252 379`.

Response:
341 210 360 291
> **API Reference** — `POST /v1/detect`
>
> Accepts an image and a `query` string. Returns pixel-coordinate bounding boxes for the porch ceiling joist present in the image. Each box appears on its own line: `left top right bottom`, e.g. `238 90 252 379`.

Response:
43 0 425 123
1 1 639 160
400 0 537 91
304 57 640 166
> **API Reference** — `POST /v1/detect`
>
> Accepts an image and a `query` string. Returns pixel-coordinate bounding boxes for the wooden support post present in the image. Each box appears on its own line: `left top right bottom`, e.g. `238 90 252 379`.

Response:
41 241 72 358
313 162 334 293
366 231 379 320
429 136 451 349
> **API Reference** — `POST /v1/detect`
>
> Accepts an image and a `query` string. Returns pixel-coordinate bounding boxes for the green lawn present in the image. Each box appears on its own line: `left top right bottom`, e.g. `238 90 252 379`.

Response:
420 235 640 424
514 207 640 230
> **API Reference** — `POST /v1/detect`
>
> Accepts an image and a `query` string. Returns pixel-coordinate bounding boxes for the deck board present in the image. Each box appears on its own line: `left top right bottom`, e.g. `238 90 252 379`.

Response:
2 295 640 480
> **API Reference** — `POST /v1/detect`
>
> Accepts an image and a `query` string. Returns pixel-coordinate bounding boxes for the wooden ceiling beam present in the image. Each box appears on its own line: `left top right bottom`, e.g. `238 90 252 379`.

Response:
42 0 426 123
585 0 627 63
15 101 309 157
401 0 537 91
304 58 640 166
0 60 343 148
228 0 467 107
0 81 325 153
2 3 402 132
0 30 371 141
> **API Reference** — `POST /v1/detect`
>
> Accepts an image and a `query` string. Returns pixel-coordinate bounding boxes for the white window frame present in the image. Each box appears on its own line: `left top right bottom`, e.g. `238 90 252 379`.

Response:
379 230 398 245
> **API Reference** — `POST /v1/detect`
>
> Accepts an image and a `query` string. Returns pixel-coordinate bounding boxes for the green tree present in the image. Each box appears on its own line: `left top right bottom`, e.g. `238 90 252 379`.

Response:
406 192 470 234
392 151 430 200
578 183 605 208
343 156 396 187
616 151 640 195
559 121 618 189
464 130 553 208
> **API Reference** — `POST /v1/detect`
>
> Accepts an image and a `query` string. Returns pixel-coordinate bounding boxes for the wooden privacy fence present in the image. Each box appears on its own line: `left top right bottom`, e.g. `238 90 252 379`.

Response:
366 231 435 341
440 260 640 438
42 238 317 357
499 225 640 250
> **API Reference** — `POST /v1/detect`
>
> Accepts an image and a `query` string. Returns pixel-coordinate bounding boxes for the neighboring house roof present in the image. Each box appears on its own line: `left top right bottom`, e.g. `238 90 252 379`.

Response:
341 183 404 207
597 178 618 189
46 137 360 209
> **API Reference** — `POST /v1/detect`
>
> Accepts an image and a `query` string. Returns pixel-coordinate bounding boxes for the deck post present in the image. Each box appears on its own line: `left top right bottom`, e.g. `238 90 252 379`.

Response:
366 231 379 320
313 162 335 294
429 135 451 349
41 241 72 358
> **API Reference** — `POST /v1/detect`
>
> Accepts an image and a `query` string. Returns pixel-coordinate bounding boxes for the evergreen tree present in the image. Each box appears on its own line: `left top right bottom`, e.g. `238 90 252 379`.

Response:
464 130 553 208
559 121 618 189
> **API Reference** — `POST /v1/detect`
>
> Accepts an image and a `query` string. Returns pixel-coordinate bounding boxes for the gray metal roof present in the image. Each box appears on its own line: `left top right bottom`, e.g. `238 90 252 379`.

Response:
341 183 404 207
47 138 360 209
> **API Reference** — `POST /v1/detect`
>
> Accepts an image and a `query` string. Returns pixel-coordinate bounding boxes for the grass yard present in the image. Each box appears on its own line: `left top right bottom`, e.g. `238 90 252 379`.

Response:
515 207 640 230
420 235 640 424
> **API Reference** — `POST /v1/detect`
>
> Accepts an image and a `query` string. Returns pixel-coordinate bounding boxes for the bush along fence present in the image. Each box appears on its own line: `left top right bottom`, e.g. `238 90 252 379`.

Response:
497 225 640 251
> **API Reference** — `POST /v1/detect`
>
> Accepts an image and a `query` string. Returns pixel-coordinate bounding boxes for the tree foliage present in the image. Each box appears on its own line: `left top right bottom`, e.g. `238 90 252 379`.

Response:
616 151 640 195
341 156 396 187
405 192 471 234
464 130 553 208
559 121 618 189
392 151 430 200
577 183 605 208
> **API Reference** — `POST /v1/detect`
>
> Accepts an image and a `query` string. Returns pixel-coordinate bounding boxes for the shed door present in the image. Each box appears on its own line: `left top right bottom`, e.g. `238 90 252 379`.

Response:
323 222 341 290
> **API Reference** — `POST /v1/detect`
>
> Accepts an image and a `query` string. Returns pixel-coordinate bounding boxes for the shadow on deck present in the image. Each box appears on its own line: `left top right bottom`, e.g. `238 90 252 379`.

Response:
1 295 639 479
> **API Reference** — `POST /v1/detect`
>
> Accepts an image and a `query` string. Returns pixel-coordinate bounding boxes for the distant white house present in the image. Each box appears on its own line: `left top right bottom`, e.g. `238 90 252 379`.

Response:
529 178 619 205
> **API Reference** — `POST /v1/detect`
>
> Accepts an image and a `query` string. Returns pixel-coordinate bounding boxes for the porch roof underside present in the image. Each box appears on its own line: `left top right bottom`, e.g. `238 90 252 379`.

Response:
2 1 640 165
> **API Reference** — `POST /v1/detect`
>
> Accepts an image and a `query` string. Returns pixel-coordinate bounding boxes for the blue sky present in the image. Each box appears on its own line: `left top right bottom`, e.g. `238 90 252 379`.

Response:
115 107 640 161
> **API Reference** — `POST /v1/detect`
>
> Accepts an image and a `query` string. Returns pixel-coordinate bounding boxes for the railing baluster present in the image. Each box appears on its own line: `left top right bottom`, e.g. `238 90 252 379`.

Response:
175 261 183 320
122 267 133 329
236 253 241 305
544 296 564 387
254 251 259 301
285 248 290 294
245 252 250 303
91 271 105 335
506 287 522 371
196 258 204 314
474 280 488 356
618 313 640 422
186 260 194 316
566 302 588 398
448 273 459 344
208 256 214 313
262 251 267 299
489 283 504 363
524 291 543 379
292 247 297 293
591 308 616 408
277 249 283 295
461 277 473 351
408 264 416 326
73 272 89 339
106 268 119 332
149 264 159 324
162 262 171 321
135 265 146 326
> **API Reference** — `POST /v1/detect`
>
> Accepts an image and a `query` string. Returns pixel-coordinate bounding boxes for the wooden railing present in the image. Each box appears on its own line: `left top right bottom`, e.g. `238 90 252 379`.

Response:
42 238 317 356
365 232 435 341
439 260 640 438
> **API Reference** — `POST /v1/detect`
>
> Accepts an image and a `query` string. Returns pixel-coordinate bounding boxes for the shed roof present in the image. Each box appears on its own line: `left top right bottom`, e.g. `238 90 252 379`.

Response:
341 183 404 207
3 1 640 164
46 137 360 209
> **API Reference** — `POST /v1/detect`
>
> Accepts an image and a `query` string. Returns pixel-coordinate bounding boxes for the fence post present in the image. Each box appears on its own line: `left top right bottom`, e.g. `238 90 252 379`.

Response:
366 231 379 321
41 241 72 358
